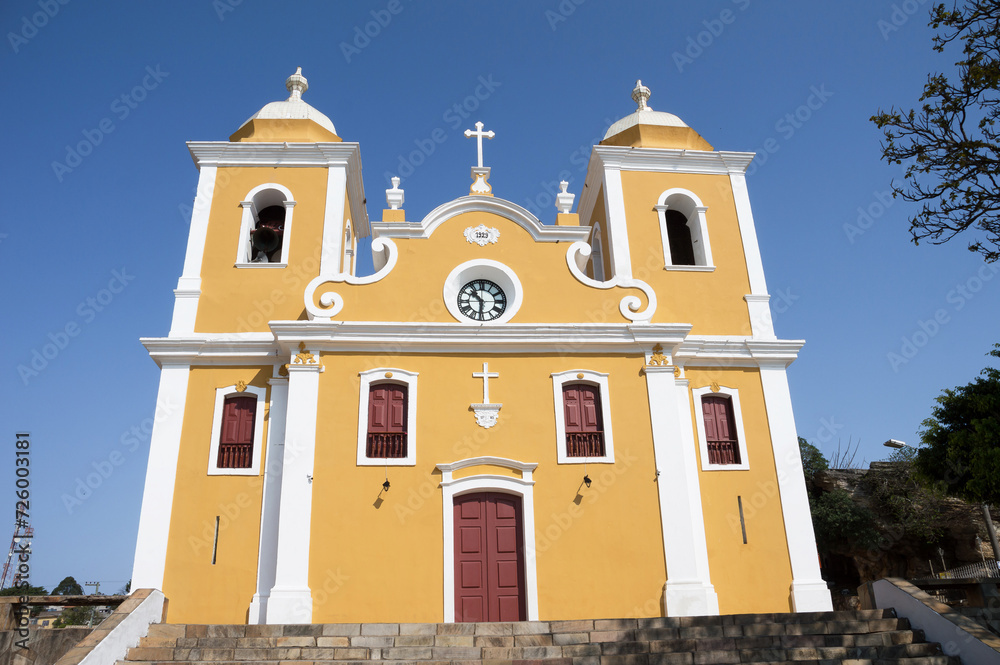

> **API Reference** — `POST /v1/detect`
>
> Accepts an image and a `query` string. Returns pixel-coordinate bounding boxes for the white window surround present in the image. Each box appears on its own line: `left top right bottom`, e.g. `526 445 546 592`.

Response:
655 188 714 270
235 183 296 268
207 384 267 476
551 369 615 465
437 456 539 622
356 368 418 466
590 223 606 281
443 259 524 325
692 385 750 471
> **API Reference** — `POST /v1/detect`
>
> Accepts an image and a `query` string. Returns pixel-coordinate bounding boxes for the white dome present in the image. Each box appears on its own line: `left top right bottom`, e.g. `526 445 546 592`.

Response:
604 109 687 139
235 67 337 136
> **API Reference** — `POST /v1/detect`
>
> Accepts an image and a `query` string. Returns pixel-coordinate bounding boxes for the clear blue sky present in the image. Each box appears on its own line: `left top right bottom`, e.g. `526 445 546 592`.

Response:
2 1 998 592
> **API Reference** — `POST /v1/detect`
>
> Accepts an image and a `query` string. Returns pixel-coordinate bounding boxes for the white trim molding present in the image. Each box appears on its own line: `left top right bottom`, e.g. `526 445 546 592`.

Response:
373 195 590 244
356 368 418 466
692 385 750 471
207 384 268 476
565 242 657 323
437 457 539 623
655 188 714 269
757 363 833 612
131 363 190 590
235 183 296 268
551 369 615 465
169 165 216 337
443 259 524 325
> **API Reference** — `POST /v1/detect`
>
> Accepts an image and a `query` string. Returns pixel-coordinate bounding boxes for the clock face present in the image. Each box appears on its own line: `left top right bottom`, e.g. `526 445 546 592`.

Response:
457 279 507 321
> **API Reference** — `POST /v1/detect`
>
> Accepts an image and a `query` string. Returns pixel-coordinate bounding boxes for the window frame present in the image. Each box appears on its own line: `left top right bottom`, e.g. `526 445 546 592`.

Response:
235 183 296 268
208 384 267 476
356 367 418 466
551 369 614 464
654 188 715 271
692 385 750 471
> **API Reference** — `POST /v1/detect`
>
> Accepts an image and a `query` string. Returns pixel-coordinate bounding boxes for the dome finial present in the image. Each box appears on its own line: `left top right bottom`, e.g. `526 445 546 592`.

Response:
632 79 652 112
286 67 308 102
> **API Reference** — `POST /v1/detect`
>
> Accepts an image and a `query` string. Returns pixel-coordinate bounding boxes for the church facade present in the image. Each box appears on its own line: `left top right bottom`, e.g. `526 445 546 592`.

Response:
130 69 832 625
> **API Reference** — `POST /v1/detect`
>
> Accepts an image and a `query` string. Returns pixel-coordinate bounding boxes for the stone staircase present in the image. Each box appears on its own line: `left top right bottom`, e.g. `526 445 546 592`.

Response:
121 609 958 665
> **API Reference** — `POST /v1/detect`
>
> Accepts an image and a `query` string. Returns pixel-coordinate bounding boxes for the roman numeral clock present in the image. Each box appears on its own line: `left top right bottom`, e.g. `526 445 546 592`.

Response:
457 279 507 321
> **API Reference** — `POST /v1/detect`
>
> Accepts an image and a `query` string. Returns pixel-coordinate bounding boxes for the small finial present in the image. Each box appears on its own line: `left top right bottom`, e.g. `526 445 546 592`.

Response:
286 67 308 101
556 180 575 214
386 176 404 210
632 79 652 112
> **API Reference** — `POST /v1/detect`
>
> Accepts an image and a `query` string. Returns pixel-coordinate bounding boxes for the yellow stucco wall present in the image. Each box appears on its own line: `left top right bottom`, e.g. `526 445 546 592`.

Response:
684 367 794 614
161 366 272 624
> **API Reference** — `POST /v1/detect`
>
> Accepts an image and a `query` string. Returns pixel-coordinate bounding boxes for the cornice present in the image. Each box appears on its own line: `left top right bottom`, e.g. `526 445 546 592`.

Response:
186 141 369 237
142 329 802 368
591 145 755 175
372 196 591 243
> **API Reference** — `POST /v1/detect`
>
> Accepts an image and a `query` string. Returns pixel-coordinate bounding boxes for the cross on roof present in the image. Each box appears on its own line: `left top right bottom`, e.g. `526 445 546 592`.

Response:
464 121 495 168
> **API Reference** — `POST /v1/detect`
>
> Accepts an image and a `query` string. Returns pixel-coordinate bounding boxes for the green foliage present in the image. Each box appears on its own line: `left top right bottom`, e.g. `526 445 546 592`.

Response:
52 606 96 628
885 446 919 463
915 344 1000 503
799 437 829 481
811 489 879 554
0 584 46 597
52 576 83 596
859 461 949 546
871 1 1000 262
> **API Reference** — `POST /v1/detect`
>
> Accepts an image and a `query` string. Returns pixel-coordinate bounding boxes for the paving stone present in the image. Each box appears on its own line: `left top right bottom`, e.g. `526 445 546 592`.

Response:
647 653 694 665
639 618 683 630
740 624 782 637
435 634 476 647
185 625 208 638
475 635 514 647
693 638 736 651
236 637 275 648
268 647 302 659
599 654 651 665
596 619 639 631
282 624 323 637
780 634 825 648
125 647 175 661
721 625 743 638
233 648 275 660
691 649 740 664
783 622 830 636
554 631 592 645
430 646 481 659
649 639 697 653
315 636 350 647
738 647 786 662
146 624 186 639
275 636 315 647
197 638 237 648
475 621 514 635
436 622 476 635
327 647 367 659
889 630 918 645
551 620 595 632
512 621 551 635
561 643 602 656
515 633 554 646
244 624 283 638
395 634 435 646
678 626 725 639
194 648 236 660
602 641 651 655
592 630 636 642
175 637 198 648
398 622 437 635
360 622 399 636
136 637 176 648
322 623 361 636
678 616 723 628
731 636 776 650
482 645 562 659
379 646 435 659
207 625 245 638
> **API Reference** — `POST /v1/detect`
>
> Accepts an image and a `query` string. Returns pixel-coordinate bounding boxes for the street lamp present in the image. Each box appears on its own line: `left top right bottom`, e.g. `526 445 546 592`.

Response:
883 439 908 449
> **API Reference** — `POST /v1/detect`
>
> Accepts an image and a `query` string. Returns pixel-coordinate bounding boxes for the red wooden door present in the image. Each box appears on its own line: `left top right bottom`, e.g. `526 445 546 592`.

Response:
366 384 407 457
453 492 526 622
563 384 605 457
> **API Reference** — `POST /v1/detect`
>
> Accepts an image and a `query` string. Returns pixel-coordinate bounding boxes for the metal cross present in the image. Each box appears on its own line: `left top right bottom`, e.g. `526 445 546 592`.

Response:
472 362 499 403
464 121 495 168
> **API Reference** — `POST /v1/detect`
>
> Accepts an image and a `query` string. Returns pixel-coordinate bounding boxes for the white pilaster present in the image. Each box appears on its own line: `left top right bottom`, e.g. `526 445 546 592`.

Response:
170 166 216 336
729 172 768 296
131 363 190 590
744 294 776 340
644 363 719 616
249 375 288 624
602 167 633 279
757 362 833 612
266 355 323 624
320 167 348 276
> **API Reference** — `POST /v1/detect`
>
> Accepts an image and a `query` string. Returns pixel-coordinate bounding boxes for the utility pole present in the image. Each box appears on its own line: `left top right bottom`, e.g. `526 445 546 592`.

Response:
84 582 100 628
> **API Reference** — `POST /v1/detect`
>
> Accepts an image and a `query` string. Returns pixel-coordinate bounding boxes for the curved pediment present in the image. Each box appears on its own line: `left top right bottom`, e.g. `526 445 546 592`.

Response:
371 195 591 243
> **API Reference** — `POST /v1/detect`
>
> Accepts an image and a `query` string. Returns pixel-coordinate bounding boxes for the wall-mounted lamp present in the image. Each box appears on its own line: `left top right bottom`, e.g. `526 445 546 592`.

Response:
583 474 592 488
382 479 391 492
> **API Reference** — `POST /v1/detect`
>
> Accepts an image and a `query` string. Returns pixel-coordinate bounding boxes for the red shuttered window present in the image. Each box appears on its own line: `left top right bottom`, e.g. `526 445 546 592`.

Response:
702 395 740 465
367 384 408 458
563 383 605 458
218 394 256 469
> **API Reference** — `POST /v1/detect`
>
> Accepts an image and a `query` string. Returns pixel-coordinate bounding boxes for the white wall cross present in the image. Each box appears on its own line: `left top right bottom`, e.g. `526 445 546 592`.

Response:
464 121 495 168
472 362 499 403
